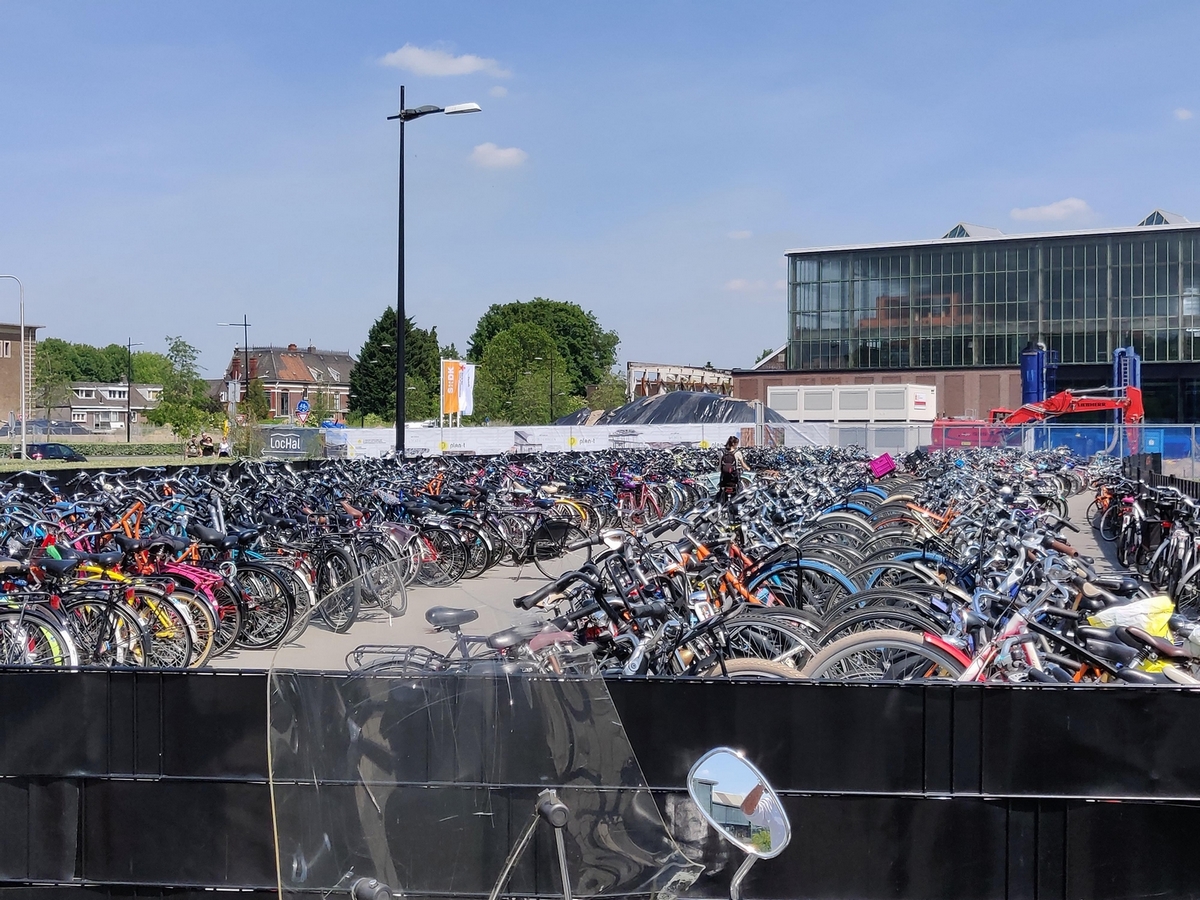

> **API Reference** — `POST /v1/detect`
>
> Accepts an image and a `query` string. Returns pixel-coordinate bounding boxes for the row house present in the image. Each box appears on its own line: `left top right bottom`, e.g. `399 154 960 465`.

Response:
225 344 354 421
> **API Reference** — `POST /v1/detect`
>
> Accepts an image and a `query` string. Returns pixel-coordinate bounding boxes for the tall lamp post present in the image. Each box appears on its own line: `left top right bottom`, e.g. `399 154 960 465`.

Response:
218 316 253 407
125 338 143 443
387 88 480 458
0 275 26 460
533 355 559 423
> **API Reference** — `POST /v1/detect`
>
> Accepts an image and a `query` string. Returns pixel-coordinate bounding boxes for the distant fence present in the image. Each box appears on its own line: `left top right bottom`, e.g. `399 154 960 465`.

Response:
321 422 1200 468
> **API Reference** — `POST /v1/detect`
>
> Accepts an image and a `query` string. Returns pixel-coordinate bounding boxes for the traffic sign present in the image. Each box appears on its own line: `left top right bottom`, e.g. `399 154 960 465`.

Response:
295 398 310 424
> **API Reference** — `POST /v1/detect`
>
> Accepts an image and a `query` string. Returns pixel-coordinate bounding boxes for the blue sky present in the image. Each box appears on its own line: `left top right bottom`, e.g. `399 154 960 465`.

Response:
1 1 1198 377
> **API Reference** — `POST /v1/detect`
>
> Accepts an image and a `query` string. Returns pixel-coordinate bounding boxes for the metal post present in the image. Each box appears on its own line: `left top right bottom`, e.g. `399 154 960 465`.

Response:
395 85 406 459
241 314 250 403
549 355 554 423
126 338 133 443
0 276 25 459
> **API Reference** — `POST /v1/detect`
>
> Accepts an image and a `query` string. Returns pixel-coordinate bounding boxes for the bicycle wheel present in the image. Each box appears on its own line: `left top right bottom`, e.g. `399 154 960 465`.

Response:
800 628 966 681
137 592 193 669
235 565 296 649
0 609 78 667
817 606 949 645
722 614 819 670
170 586 217 668
211 582 244 657
532 523 593 580
1099 505 1122 542
706 658 804 680
64 598 151 667
317 548 360 633
414 529 467 587
357 540 408 616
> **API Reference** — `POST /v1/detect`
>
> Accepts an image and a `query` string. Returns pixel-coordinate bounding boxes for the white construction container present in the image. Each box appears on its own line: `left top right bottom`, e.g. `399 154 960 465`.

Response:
766 384 936 424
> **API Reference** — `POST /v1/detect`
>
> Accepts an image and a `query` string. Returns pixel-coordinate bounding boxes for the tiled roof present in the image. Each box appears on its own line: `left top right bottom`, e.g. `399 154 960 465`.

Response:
227 346 355 385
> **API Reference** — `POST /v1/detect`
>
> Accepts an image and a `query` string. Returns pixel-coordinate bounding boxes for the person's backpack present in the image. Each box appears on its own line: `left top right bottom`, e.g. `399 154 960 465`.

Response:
720 450 737 481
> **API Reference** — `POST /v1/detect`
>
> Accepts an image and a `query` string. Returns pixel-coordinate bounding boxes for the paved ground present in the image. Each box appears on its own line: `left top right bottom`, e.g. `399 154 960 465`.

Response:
212 563 544 671
217 490 1121 672
1066 490 1125 575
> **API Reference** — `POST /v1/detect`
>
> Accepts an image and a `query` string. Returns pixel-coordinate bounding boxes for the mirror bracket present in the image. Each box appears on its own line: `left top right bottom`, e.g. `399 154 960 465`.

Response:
730 853 758 900
488 789 573 900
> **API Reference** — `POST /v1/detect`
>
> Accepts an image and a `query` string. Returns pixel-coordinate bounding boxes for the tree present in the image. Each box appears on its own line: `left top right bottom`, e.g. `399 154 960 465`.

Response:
31 351 73 426
243 378 270 421
349 307 442 422
755 347 777 364
466 298 619 396
147 336 219 441
473 323 587 424
440 342 461 360
586 371 629 411
33 338 171 383
301 386 337 428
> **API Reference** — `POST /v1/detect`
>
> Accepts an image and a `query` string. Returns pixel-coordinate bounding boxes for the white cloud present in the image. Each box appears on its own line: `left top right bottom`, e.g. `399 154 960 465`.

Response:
489 86 508 98
380 44 510 78
727 230 752 240
1176 108 1194 121
471 142 528 168
1010 197 1093 222
725 278 784 292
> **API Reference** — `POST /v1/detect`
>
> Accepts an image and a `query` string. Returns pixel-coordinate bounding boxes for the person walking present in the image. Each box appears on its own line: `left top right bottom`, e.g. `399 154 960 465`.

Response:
715 435 745 504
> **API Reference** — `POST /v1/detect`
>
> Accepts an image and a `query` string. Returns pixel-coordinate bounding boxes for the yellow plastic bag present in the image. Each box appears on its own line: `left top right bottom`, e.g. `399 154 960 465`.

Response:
1087 594 1174 638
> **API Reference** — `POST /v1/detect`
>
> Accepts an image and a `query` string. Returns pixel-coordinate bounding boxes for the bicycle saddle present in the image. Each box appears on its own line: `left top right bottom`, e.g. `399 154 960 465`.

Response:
487 621 545 651
425 607 479 630
190 523 238 550
81 550 124 568
1119 626 1191 659
147 534 192 554
39 557 80 577
112 534 147 553
1091 574 1141 596
0 557 25 575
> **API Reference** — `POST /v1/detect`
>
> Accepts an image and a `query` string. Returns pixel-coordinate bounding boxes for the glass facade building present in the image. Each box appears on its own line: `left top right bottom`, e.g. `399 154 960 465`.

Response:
786 221 1200 373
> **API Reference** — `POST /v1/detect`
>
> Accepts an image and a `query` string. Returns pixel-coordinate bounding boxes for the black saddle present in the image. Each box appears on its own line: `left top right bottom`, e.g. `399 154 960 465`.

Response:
425 607 479 630
487 622 545 651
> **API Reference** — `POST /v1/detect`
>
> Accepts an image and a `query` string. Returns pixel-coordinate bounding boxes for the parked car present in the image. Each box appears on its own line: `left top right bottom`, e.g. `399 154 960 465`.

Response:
11 443 88 462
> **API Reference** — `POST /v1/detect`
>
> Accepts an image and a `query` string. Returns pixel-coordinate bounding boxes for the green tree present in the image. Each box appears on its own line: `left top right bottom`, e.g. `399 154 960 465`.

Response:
243 378 270 421
440 342 461 360
31 351 74 425
473 323 588 424
301 387 336 427
586 371 629 411
349 307 441 422
466 298 619 396
147 336 219 441
131 350 174 385
755 347 776 363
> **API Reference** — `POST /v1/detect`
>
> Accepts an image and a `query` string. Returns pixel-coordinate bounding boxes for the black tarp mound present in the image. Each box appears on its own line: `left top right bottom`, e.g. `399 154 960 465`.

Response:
556 391 789 426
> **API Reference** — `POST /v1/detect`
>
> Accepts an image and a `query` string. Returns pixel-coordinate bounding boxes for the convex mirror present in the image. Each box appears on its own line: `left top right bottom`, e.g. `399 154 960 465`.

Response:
687 748 790 858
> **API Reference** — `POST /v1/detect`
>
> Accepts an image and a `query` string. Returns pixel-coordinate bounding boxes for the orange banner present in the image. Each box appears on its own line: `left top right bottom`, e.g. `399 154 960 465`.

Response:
441 359 461 415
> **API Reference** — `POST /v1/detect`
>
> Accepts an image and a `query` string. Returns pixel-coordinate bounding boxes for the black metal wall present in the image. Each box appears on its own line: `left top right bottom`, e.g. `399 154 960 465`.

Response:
2 670 1200 899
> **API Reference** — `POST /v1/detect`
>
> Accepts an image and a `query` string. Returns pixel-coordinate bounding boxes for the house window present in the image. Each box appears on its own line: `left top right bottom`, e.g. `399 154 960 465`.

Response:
0 342 10 358
278 391 290 415
328 367 341 382
72 412 86 423
74 389 95 399
106 389 127 400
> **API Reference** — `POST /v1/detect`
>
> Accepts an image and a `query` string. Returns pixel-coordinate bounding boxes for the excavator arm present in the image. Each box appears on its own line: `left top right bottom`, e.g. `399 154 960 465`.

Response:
990 386 1144 425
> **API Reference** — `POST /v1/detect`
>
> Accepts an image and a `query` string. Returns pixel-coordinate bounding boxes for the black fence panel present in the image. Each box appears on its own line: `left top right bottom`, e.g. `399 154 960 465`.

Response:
1 671 1200 899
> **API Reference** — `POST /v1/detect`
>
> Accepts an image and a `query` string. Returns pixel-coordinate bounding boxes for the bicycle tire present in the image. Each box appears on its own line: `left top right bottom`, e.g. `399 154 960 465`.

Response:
136 591 193 669
532 523 593 580
0 608 79 667
211 582 244 657
722 614 820 670
317 548 360 633
706 658 804 680
1099 505 1122 542
357 540 408 616
170 586 217 668
235 565 296 649
800 628 966 681
64 598 151 668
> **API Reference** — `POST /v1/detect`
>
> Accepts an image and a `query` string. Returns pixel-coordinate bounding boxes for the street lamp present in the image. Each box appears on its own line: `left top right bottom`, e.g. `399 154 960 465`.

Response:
0 275 26 459
125 338 143 443
217 315 253 406
387 88 481 459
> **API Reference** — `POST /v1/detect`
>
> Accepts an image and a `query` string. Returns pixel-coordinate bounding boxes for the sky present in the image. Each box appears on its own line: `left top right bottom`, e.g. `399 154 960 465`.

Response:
1 1 1199 378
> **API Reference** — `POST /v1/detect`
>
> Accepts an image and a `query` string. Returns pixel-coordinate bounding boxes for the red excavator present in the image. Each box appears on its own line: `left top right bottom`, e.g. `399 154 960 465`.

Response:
932 386 1143 449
